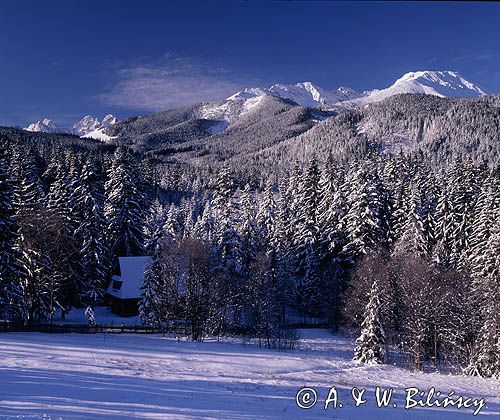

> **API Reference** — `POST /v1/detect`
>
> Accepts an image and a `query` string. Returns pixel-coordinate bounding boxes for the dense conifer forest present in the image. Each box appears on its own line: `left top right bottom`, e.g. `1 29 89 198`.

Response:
0 93 498 378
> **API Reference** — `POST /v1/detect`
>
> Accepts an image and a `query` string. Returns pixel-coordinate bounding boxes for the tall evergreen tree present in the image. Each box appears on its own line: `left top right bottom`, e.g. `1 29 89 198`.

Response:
70 159 109 306
105 147 146 258
342 166 384 260
292 158 323 315
0 154 23 321
353 280 386 364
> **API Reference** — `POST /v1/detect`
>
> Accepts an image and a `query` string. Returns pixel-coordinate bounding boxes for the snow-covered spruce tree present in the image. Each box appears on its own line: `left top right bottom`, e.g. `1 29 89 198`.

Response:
392 183 429 258
317 154 347 259
41 145 64 187
270 179 295 320
342 165 384 261
192 200 215 242
47 162 73 225
210 164 245 334
163 203 181 244
143 199 168 254
466 298 499 379
105 147 146 258
353 280 386 364
237 183 260 268
432 184 456 269
0 154 24 322
9 145 56 324
466 215 500 378
292 158 324 316
70 159 109 307
11 144 45 215
446 161 477 269
256 180 276 247
390 170 412 243
468 174 498 277
85 305 96 326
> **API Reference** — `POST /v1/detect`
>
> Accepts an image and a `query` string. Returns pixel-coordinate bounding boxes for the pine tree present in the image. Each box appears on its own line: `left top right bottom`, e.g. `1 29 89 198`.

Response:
353 280 386 364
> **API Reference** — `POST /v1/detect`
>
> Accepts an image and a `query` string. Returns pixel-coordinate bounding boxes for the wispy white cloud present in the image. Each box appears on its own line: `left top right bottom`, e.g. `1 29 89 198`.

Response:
451 51 494 63
99 54 247 111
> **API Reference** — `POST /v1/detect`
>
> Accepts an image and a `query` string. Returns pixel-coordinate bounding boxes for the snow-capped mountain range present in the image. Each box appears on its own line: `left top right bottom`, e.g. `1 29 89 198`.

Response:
228 70 487 107
25 118 63 134
24 114 118 139
228 82 363 106
22 71 487 140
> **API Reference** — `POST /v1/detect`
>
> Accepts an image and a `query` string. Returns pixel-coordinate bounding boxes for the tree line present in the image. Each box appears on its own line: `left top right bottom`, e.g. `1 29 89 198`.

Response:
0 134 498 378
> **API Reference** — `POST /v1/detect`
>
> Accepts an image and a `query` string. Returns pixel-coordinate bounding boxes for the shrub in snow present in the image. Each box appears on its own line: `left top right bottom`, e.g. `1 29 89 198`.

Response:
85 306 96 326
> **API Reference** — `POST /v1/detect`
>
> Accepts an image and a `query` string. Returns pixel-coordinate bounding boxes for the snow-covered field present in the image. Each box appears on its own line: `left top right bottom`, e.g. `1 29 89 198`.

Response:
0 330 498 419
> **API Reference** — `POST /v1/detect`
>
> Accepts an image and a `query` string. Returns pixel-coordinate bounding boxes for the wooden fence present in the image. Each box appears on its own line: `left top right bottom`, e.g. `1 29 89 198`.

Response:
0 320 327 335
0 321 189 335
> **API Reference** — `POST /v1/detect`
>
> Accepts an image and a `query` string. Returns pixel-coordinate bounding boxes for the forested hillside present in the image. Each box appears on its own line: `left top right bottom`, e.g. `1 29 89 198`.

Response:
0 92 498 378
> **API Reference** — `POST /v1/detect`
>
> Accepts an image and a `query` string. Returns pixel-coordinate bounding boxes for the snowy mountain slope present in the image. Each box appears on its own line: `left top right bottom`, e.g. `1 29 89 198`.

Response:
77 114 118 140
1 331 497 419
24 114 118 138
109 95 333 155
22 70 487 141
268 82 361 106
227 71 486 108
82 127 117 142
227 87 269 101
228 82 362 106
103 91 499 169
101 113 118 128
73 114 118 137
24 118 66 134
72 115 101 136
346 71 487 105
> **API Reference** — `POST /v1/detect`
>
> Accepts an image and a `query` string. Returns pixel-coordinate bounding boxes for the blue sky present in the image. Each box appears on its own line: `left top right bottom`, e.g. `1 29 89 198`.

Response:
1 0 500 127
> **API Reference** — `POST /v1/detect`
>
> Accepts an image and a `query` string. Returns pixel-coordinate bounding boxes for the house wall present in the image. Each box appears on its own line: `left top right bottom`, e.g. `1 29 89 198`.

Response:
110 297 140 317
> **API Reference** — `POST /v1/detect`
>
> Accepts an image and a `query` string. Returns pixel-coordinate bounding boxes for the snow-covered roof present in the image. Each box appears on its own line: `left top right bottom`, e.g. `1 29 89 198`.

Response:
107 256 151 300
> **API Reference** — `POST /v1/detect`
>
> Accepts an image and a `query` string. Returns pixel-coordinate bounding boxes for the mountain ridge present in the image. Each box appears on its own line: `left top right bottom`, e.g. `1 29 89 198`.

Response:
228 70 487 107
21 70 488 142
24 114 118 138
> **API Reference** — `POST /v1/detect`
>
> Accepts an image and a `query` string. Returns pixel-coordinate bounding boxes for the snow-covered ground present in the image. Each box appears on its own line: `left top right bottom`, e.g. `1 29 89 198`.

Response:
0 329 498 419
51 307 141 326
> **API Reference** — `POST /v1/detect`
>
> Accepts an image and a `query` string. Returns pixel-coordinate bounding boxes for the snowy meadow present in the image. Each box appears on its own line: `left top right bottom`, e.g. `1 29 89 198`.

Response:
0 330 498 420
